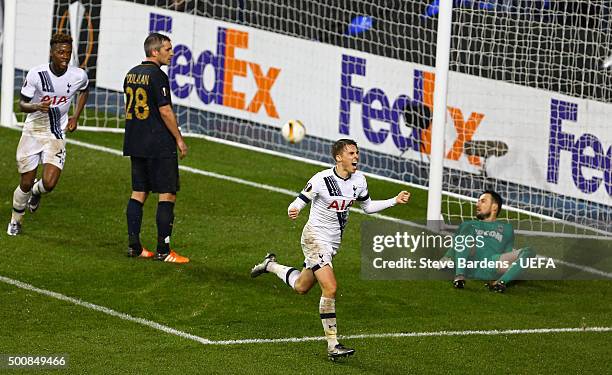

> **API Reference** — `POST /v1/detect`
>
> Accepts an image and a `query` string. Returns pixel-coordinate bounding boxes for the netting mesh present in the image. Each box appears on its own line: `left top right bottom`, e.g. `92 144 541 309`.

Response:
11 0 609 234
445 2 611 234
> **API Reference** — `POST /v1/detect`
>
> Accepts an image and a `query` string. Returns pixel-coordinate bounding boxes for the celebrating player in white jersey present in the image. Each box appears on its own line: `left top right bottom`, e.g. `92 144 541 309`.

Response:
6 33 89 236
251 139 411 360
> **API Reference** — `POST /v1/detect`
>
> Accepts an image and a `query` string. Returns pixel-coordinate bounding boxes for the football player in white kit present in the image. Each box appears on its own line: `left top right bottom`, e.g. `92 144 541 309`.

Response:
6 33 89 235
251 139 411 360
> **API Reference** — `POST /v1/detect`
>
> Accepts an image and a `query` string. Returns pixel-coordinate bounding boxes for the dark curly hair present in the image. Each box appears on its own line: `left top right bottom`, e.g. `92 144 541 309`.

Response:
50 33 72 47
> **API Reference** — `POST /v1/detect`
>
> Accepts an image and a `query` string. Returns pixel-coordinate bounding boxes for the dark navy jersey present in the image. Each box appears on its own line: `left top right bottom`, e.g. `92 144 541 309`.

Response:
123 61 176 158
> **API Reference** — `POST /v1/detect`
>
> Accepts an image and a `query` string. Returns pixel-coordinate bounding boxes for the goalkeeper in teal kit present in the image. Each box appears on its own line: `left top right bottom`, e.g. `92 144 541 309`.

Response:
442 190 535 292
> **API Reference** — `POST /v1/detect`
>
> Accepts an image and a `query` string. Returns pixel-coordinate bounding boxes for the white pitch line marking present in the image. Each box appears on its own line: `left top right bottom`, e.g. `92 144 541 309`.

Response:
1 275 610 346
65 138 426 225
0 275 212 345
65 138 612 279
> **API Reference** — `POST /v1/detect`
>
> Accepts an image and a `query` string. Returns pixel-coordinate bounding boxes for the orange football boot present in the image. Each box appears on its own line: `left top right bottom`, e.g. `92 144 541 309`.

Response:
154 250 189 263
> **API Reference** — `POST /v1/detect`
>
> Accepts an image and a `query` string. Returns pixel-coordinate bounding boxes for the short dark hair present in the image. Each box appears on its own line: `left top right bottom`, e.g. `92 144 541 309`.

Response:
144 33 171 57
50 33 72 48
483 190 503 214
331 139 358 160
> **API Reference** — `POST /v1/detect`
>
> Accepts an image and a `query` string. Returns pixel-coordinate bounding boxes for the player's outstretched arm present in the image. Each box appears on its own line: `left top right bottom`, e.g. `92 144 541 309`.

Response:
360 190 411 214
67 88 90 132
160 104 188 159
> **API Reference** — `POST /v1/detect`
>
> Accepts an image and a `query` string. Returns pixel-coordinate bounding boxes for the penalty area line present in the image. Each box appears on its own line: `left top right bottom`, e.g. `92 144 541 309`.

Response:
0 275 212 345
64 138 427 228
1 275 611 347
64 138 612 279
215 326 612 345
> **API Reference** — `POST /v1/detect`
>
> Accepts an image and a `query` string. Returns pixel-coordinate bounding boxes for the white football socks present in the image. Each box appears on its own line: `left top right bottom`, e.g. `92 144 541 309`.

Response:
267 262 339 349
268 262 300 289
11 186 31 223
319 297 339 350
31 179 48 196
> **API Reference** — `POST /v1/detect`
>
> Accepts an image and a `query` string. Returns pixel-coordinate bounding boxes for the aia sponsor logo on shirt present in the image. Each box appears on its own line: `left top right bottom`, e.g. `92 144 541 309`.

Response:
41 95 68 105
327 200 354 211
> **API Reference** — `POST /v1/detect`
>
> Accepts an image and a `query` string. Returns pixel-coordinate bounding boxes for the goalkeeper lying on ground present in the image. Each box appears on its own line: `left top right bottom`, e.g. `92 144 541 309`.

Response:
440 190 535 292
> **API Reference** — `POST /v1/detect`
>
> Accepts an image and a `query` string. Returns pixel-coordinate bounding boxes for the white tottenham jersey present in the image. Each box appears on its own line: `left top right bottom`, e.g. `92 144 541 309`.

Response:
21 64 89 139
297 168 369 245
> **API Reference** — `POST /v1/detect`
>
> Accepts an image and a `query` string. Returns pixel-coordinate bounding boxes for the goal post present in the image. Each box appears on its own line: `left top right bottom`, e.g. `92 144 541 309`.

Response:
2 0 610 236
426 0 452 228
1 0 17 128
441 1 611 235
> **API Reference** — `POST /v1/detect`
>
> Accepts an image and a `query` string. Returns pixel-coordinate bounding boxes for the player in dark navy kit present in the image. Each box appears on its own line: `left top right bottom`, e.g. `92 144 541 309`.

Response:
123 33 189 263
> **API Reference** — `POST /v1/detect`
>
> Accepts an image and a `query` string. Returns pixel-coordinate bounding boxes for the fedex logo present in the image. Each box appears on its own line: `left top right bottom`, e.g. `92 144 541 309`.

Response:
548 99 611 195
150 13 281 118
339 55 485 166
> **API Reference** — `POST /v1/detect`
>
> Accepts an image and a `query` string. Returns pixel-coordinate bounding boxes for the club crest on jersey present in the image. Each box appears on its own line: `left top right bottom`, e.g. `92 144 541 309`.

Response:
327 199 354 211
41 95 68 105
353 185 357 197
304 183 313 192
67 83 72 93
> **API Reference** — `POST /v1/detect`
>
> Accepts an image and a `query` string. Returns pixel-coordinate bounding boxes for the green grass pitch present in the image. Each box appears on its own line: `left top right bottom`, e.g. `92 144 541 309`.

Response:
0 126 610 374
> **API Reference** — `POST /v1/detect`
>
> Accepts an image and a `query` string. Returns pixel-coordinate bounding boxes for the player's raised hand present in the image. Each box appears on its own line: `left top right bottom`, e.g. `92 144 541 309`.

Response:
177 138 188 159
288 207 300 220
395 190 411 204
66 117 78 132
37 99 52 113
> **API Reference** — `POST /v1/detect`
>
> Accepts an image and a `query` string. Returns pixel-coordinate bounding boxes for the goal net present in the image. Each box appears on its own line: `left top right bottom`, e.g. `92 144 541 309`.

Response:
8 0 611 236
444 2 611 236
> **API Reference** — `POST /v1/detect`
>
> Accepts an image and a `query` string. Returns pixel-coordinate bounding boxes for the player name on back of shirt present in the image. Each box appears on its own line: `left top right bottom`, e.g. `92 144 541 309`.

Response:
125 73 150 86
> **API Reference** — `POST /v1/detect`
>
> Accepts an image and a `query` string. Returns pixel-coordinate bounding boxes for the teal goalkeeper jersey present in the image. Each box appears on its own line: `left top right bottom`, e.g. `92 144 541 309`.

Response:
453 220 515 277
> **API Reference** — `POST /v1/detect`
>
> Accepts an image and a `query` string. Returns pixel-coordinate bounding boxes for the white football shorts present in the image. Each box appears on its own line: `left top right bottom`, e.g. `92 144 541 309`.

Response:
300 223 339 271
16 134 67 173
